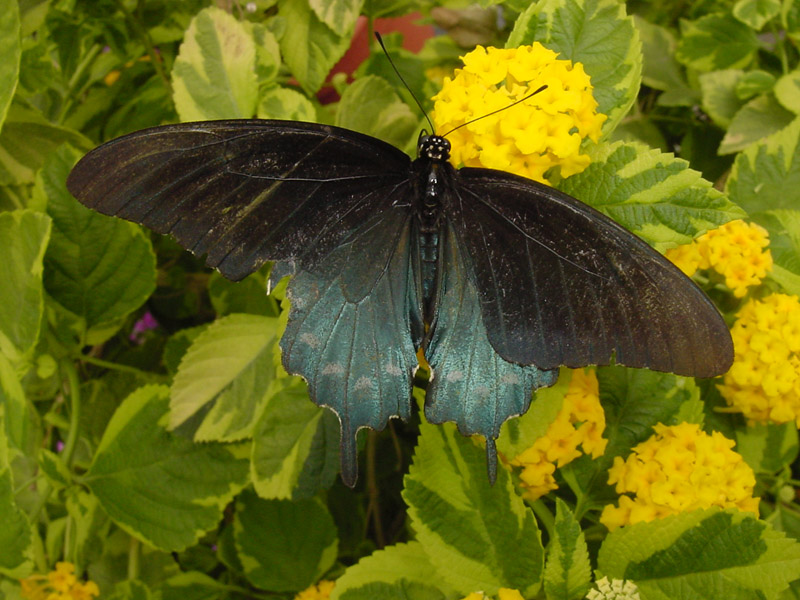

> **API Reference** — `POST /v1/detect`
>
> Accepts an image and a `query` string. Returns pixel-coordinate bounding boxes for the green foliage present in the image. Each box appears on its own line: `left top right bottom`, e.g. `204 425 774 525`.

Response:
3 1 800 599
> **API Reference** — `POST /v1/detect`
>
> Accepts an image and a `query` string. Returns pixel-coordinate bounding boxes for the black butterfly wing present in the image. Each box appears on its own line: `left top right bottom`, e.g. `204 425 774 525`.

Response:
66 120 412 285
446 168 733 378
280 194 422 487
67 120 423 486
423 222 557 482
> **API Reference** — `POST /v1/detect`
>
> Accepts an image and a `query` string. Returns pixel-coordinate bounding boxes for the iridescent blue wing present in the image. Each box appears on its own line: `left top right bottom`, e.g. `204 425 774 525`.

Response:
423 223 557 482
66 120 412 282
447 168 733 378
280 193 422 487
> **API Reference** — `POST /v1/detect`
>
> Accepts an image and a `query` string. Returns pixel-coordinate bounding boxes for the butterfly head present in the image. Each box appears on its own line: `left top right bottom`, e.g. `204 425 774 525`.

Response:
418 132 451 162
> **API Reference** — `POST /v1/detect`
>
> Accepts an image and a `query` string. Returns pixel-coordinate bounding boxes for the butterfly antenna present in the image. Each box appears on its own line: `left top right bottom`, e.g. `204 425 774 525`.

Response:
374 32 436 133
442 84 548 137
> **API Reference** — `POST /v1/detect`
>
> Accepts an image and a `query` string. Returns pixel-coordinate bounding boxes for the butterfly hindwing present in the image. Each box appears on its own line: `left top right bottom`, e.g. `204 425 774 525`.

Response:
424 222 558 481
448 168 733 378
66 120 412 281
280 203 422 486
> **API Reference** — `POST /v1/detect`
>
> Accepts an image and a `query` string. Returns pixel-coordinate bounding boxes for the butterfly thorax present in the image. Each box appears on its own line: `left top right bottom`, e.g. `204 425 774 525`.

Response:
415 134 452 316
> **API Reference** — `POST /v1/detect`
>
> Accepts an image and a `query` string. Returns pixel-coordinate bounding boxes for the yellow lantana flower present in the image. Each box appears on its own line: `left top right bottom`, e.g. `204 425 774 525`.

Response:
718 293 800 425
510 369 607 500
599 423 759 530
295 580 335 600
20 562 100 600
665 220 772 298
432 43 606 184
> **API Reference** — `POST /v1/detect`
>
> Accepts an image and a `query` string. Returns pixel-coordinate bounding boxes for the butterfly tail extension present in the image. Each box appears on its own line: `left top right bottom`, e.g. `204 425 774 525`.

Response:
486 437 498 485
339 427 360 488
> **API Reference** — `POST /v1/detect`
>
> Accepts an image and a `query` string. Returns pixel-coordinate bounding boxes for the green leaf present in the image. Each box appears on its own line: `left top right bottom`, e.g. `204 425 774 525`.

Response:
719 94 797 155
544 499 592 600
85 385 250 551
38 146 156 339
0 104 91 185
558 141 745 250
65 488 107 570
234 490 338 592
497 369 571 459
733 0 781 29
736 70 776 100
0 353 36 453
309 0 364 36
403 420 544 597
250 21 281 89
727 117 800 214
0 406 33 578
336 75 418 151
208 271 279 317
634 16 697 107
775 71 800 113
699 69 747 128
333 542 457 600
676 13 760 72
172 7 258 121
508 0 642 135
251 377 338 499
598 368 696 463
0 209 50 364
338 580 447 600
0 0 20 131
278 0 350 95
598 509 800 600
170 313 280 441
160 571 230 600
736 422 799 474
257 86 317 121
107 580 153 600
38 448 70 488
756 208 800 290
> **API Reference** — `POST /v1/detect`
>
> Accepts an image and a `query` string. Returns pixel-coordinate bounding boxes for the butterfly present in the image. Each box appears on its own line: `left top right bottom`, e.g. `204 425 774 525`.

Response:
66 119 733 486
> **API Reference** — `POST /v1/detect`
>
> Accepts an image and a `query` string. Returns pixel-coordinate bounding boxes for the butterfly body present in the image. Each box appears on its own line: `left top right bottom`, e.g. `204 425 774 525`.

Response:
67 119 733 487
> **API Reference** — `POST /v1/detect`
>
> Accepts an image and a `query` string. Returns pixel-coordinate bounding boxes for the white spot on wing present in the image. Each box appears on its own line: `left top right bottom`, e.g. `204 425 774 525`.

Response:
446 370 464 382
300 333 320 348
354 376 372 391
384 363 403 376
500 373 520 385
475 386 490 399
322 363 344 375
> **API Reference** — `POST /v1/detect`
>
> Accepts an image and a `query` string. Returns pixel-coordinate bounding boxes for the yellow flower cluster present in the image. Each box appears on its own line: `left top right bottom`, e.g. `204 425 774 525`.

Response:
718 293 800 425
432 43 606 184
295 580 335 600
20 562 99 600
510 369 607 500
587 577 641 600
666 220 772 298
600 423 759 530
461 589 524 600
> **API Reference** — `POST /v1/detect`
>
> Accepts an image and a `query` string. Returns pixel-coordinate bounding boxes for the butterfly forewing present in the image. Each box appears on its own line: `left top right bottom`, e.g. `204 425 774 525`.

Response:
448 167 733 378
66 120 412 281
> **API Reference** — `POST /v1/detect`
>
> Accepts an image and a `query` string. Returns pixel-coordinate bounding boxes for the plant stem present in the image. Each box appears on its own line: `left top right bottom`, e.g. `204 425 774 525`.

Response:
77 354 166 380
60 359 82 469
117 0 173 95
366 430 386 548
128 536 141 580
529 499 555 540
